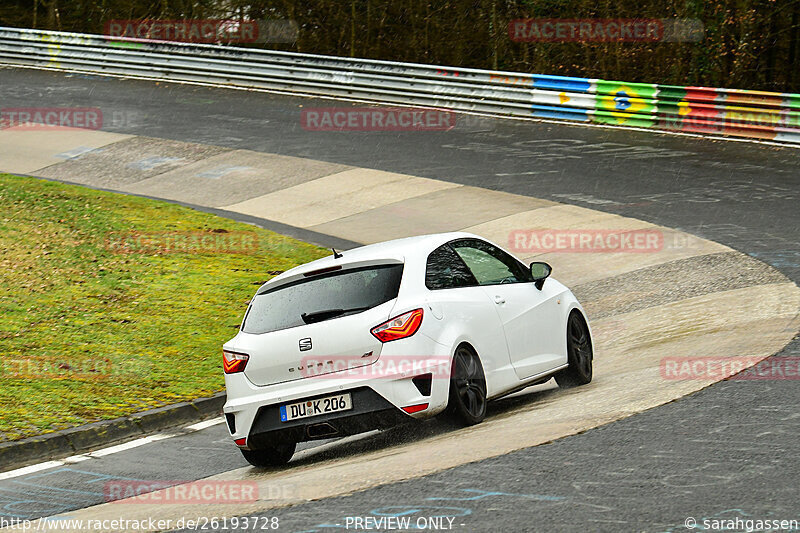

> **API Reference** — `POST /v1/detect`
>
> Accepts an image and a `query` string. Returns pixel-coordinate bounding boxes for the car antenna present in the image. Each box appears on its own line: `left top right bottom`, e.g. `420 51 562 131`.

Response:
332 248 343 259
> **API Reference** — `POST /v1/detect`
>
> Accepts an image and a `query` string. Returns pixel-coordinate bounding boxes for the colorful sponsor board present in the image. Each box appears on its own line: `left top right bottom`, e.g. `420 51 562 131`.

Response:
657 85 800 134
593 81 658 126
481 68 800 141
478 74 800 142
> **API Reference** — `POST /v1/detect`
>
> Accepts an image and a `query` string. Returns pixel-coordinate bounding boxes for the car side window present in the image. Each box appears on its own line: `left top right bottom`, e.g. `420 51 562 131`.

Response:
425 244 479 290
450 239 531 286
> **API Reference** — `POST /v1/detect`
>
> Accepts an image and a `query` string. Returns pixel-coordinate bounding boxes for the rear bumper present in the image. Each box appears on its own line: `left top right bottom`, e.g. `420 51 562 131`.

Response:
223 335 453 446
246 387 411 447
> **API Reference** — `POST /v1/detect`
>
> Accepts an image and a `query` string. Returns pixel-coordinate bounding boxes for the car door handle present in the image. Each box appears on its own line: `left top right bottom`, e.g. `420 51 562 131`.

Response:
494 296 505 304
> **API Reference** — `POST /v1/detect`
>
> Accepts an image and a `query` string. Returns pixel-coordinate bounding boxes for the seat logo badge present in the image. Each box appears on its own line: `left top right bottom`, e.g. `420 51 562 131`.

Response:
299 337 312 352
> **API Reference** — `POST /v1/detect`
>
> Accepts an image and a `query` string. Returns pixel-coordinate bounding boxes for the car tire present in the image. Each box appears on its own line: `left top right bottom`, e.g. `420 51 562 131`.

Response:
447 345 487 426
555 311 593 388
240 441 296 467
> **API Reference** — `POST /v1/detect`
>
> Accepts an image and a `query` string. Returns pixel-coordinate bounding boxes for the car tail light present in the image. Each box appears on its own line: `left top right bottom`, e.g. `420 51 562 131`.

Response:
223 350 249 374
371 308 424 343
234 437 247 447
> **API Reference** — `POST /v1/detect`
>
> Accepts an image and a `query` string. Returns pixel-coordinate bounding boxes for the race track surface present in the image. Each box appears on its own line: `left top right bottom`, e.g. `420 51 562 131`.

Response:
0 67 798 532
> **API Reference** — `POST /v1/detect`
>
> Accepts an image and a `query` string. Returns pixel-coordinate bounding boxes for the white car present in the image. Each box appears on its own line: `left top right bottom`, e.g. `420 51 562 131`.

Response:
222 232 593 467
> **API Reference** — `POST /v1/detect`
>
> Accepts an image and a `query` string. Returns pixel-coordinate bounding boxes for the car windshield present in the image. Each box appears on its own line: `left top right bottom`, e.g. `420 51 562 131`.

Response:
241 264 403 334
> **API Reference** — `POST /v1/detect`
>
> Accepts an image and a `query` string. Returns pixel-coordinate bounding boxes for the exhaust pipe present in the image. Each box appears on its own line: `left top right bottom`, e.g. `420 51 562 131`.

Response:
306 422 339 438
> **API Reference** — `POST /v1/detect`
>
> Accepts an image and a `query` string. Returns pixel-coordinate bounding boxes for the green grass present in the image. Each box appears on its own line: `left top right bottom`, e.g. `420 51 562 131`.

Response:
0 174 328 442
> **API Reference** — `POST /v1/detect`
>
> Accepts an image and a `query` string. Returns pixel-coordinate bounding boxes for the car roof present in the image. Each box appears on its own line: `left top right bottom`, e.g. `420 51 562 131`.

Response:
262 231 478 289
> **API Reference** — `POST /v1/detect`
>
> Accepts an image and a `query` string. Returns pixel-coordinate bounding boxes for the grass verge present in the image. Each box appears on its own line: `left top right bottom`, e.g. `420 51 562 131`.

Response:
0 174 327 441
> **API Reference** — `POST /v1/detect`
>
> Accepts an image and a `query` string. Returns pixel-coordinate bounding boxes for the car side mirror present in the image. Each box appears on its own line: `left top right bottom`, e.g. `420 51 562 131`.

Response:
529 262 552 290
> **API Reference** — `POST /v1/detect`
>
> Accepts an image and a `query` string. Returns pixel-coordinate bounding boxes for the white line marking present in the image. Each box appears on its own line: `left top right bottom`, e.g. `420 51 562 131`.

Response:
495 170 561 176
186 417 225 431
88 433 177 457
0 461 63 481
62 455 90 464
0 417 225 480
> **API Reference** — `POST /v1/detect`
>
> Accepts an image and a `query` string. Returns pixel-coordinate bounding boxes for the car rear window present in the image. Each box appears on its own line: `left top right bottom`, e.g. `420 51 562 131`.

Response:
241 264 404 334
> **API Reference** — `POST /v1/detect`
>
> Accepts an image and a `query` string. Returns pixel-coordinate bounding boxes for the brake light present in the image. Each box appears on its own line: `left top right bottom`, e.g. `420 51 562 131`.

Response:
303 265 342 277
371 308 424 343
234 437 247 447
223 350 249 374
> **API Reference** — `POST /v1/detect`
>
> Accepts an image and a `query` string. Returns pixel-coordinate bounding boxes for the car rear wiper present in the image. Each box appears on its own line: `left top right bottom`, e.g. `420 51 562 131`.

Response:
301 306 371 324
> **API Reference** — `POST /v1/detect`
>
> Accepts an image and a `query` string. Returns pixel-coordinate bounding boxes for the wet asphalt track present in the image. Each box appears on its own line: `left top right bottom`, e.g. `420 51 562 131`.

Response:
0 67 798 532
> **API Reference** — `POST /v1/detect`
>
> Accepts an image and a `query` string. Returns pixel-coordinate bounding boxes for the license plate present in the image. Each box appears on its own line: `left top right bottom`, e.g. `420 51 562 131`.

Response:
280 393 352 422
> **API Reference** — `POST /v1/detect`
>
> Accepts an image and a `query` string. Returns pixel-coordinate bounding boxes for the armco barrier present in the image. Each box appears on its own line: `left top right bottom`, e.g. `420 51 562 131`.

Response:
1 26 799 144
